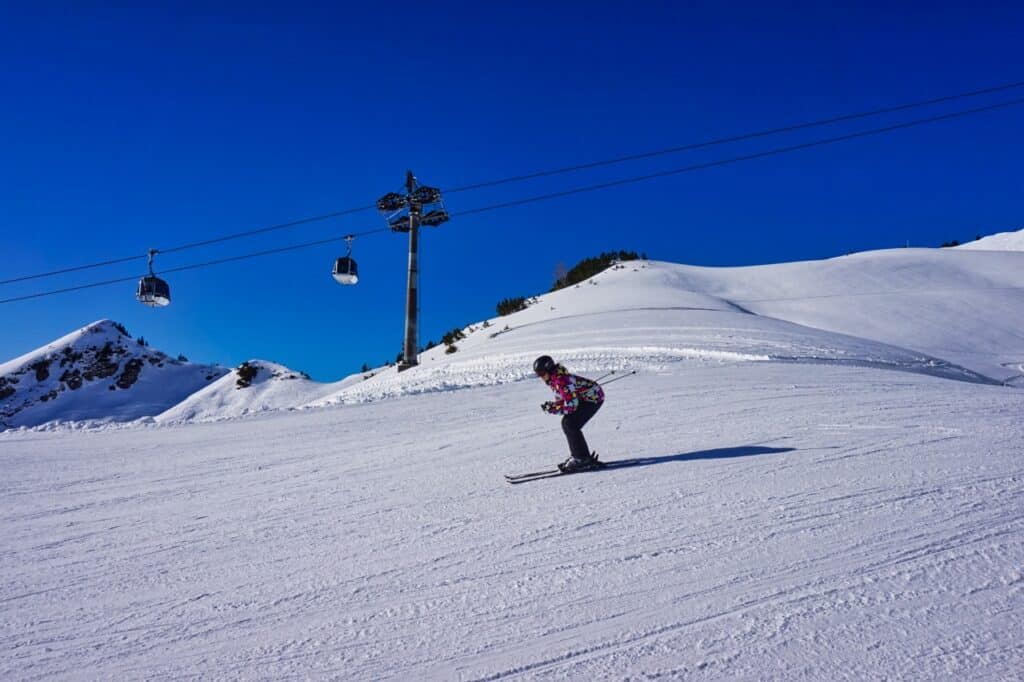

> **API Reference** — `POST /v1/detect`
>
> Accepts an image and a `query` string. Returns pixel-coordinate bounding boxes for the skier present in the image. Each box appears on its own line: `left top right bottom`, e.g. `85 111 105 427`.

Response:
534 355 605 472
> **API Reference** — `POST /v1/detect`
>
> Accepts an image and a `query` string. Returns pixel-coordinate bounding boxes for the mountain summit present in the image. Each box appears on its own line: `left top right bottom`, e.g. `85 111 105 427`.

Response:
0 320 227 429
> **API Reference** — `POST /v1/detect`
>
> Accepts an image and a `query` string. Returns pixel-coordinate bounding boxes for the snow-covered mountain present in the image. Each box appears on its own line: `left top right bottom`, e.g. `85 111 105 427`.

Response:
156 359 343 424
310 245 1024 407
0 320 227 430
3 237 1023 431
641 247 1024 383
955 226 1024 251
0 323 369 431
3 240 1024 679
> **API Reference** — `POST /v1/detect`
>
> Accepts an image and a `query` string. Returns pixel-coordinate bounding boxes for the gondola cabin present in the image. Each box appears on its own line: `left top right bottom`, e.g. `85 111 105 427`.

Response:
332 256 359 285
136 276 171 307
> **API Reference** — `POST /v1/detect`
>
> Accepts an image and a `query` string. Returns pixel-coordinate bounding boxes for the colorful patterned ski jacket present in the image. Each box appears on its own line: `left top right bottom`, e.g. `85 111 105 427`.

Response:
543 365 605 415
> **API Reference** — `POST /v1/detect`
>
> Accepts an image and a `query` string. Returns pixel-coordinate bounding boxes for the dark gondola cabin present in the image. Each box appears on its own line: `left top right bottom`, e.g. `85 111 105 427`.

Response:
136 276 171 307
332 256 358 285
137 248 171 307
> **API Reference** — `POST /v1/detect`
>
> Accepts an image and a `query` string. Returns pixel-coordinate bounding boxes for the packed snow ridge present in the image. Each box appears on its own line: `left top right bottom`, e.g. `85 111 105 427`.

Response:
955 226 1024 251
156 360 339 424
3 232 1024 430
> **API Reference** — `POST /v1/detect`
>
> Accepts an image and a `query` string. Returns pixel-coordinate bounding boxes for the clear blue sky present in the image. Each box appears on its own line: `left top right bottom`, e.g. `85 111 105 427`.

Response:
2 2 1022 379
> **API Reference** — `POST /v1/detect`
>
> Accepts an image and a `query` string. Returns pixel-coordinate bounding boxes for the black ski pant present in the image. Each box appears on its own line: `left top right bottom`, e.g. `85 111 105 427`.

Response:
562 400 602 460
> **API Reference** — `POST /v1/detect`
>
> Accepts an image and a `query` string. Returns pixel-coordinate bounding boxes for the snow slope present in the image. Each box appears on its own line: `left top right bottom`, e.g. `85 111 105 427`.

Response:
5 243 1022 429
156 360 341 424
956 226 1024 251
0 320 227 429
2 364 1022 679
311 250 1023 407
642 249 1024 384
2 244 1024 677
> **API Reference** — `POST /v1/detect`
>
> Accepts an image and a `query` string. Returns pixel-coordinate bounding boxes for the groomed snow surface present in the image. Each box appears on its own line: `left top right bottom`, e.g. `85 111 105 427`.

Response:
956 227 1024 252
2 368 1022 679
2 237 1024 678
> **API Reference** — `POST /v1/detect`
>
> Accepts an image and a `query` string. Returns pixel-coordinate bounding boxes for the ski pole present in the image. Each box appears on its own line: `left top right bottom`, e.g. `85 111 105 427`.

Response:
594 368 635 383
599 370 638 387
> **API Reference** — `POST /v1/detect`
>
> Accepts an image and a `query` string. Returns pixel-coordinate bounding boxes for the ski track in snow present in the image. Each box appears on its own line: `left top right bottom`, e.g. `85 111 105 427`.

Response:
2 365 1022 679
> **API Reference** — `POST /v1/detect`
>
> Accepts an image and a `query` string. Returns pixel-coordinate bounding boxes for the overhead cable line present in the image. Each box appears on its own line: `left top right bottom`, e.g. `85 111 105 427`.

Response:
2 95 1023 306
453 96 1024 218
4 78 1023 287
443 78 1024 194
0 205 377 286
159 206 379 256
0 226 390 304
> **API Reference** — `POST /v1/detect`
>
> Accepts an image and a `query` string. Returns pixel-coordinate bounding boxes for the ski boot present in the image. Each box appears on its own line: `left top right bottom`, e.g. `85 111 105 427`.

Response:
558 451 603 473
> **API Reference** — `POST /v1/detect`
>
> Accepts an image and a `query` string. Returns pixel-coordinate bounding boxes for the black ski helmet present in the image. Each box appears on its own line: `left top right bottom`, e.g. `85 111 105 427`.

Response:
533 355 556 376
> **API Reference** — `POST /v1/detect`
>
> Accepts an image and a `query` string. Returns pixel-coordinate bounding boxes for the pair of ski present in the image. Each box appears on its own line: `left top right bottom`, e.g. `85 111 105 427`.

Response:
505 459 607 484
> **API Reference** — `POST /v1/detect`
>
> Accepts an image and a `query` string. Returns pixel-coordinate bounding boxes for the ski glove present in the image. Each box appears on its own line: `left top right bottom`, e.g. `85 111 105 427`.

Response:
541 401 560 414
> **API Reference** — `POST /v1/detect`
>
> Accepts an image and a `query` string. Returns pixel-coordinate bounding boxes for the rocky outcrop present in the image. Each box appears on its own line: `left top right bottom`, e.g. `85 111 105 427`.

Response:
236 361 259 389
115 358 145 390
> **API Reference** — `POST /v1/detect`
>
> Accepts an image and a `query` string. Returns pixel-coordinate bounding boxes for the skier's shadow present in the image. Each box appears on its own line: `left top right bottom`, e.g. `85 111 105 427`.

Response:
603 445 795 470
